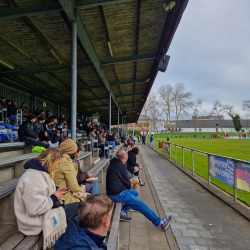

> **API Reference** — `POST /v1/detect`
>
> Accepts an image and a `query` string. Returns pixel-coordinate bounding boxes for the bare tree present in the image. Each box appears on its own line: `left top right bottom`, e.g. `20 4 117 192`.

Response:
172 82 193 129
158 84 173 131
191 99 203 132
212 101 225 132
223 104 235 118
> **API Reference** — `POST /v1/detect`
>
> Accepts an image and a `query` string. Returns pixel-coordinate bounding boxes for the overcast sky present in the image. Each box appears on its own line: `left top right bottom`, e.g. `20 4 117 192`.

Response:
152 0 250 119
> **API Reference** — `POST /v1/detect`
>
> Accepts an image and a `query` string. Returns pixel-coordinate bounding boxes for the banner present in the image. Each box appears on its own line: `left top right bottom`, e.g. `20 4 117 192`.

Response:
209 156 234 187
162 142 170 154
236 162 250 192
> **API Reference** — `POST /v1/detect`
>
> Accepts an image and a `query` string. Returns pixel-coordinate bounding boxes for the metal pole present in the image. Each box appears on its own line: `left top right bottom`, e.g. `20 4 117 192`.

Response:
175 145 177 162
192 150 194 174
208 155 210 185
133 123 134 136
71 21 77 142
182 147 184 167
118 111 119 140
109 92 111 133
234 161 237 202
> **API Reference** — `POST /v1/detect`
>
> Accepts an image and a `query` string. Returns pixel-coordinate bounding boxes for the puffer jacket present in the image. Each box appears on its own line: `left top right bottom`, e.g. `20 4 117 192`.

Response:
33 121 45 137
97 133 105 145
18 120 37 141
88 131 96 141
53 154 83 205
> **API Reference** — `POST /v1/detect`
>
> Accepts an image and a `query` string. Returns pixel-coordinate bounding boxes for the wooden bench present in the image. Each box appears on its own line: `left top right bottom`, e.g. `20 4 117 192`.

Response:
106 202 123 250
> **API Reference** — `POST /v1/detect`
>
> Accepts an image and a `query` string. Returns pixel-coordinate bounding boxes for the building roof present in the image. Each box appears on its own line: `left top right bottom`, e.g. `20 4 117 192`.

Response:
176 120 250 129
0 0 188 124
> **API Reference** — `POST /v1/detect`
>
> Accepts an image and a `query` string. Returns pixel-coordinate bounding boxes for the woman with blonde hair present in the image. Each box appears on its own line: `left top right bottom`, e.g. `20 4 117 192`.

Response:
14 148 79 240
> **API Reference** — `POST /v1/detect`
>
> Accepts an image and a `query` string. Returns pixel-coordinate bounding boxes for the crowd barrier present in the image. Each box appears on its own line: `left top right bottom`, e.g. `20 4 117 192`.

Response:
151 139 250 204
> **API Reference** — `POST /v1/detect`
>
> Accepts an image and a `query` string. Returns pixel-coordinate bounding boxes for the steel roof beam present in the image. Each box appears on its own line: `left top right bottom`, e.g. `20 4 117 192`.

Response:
0 53 154 76
59 0 124 114
0 0 133 20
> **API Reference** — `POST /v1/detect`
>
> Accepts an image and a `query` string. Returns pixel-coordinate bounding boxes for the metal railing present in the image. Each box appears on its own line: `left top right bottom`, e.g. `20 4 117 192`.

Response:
150 139 250 203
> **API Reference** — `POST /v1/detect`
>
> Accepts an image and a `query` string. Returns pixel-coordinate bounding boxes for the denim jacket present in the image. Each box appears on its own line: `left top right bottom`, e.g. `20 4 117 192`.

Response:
54 218 107 250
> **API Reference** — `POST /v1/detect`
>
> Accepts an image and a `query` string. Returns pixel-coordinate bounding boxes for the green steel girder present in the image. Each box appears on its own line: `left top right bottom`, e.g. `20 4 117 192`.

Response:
0 0 133 20
59 0 122 114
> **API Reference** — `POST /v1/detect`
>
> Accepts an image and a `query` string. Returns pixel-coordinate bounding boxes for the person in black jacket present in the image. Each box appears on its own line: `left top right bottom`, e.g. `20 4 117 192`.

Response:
46 117 60 144
33 114 50 142
127 147 142 176
106 150 172 231
18 113 50 148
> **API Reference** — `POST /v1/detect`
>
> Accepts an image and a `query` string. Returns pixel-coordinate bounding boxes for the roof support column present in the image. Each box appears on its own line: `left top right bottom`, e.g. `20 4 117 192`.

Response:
109 92 111 133
118 109 119 140
71 21 77 141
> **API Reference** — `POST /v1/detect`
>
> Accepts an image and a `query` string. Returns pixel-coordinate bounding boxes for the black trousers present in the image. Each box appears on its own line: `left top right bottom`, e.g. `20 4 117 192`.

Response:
63 202 79 222
22 137 50 148
142 140 145 145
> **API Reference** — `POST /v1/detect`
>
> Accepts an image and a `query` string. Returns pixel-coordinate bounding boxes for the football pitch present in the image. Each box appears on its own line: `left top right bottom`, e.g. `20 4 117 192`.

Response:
148 137 250 206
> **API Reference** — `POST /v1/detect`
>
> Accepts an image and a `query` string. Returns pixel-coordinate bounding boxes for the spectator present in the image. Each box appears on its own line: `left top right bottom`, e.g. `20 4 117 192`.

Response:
46 110 52 119
14 148 79 240
138 134 141 145
6 100 16 125
40 109 46 116
34 114 50 143
58 114 65 128
33 108 41 116
106 150 172 230
167 134 170 142
75 143 99 194
55 195 112 250
88 128 96 141
18 113 50 148
22 107 28 118
150 135 154 148
46 117 60 144
11 101 20 112
132 135 135 144
97 130 106 154
142 134 146 145
54 139 87 205
0 97 5 107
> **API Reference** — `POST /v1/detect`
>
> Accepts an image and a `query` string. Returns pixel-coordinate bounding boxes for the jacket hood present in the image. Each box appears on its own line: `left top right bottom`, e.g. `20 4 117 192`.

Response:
55 218 107 250
24 158 50 174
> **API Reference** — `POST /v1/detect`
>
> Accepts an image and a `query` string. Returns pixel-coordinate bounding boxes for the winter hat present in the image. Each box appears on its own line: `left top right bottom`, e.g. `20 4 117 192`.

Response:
28 113 37 120
38 114 46 121
60 139 77 155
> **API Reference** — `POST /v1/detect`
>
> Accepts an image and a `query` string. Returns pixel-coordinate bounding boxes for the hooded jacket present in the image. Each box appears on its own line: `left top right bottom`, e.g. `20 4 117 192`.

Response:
106 157 131 196
53 154 83 204
54 218 107 250
127 150 139 175
14 159 57 235
18 120 37 140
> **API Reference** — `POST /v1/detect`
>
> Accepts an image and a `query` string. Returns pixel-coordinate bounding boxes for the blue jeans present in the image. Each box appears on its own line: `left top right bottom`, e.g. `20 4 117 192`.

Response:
85 181 99 194
108 189 161 226
150 141 154 147
9 115 16 124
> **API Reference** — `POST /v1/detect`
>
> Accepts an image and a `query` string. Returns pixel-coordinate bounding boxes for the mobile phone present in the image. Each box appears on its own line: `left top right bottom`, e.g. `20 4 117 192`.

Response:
65 188 70 191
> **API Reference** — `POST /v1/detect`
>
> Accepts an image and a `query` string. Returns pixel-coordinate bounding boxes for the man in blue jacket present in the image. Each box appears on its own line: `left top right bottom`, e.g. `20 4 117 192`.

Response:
55 194 113 250
106 150 172 231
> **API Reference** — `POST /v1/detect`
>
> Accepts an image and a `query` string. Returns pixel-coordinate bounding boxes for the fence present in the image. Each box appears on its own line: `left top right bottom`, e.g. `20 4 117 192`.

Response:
147 138 250 204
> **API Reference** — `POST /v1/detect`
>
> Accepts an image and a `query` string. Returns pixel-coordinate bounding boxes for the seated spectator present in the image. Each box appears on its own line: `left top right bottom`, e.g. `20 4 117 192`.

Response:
33 108 41 116
46 110 52 119
46 117 60 144
106 150 172 230
88 127 96 141
54 139 88 205
14 148 79 244
0 97 5 107
58 114 65 128
33 114 50 143
74 143 99 194
18 113 50 148
11 101 20 113
6 100 16 125
127 147 143 177
22 107 28 118
55 194 112 250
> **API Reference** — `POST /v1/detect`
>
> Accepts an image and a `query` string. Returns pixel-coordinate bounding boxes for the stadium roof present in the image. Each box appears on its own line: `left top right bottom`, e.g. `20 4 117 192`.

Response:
0 0 188 124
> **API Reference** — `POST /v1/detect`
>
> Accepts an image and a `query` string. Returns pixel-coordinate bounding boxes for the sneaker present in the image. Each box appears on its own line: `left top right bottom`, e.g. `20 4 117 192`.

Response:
139 181 145 186
120 214 132 221
161 215 172 231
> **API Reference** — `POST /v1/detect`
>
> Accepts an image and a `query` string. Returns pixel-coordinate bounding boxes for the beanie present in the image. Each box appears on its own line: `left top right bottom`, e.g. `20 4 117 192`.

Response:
28 113 37 120
38 114 46 120
60 139 77 155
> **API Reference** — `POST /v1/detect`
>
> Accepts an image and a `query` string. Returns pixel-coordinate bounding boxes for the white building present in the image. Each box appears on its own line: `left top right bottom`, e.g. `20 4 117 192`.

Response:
175 120 250 133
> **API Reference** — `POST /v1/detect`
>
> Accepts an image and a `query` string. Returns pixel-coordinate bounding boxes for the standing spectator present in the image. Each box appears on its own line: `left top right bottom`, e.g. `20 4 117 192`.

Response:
138 134 141 145
132 135 135 144
6 100 16 125
142 134 146 145
18 113 50 148
150 135 154 148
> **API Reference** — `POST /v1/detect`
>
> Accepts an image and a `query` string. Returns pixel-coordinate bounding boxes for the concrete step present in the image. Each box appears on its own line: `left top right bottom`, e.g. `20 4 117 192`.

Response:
92 157 100 165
